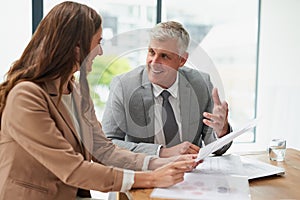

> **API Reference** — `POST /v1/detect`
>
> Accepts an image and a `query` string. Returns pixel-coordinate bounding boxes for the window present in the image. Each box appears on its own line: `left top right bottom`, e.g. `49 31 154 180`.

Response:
43 0 259 143
162 0 259 142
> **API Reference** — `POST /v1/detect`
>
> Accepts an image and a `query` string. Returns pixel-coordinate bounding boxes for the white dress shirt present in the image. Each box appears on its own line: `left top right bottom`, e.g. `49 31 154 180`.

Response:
152 73 183 148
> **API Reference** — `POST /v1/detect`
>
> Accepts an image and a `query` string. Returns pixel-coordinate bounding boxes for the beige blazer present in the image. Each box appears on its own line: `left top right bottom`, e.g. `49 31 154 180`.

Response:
0 81 146 200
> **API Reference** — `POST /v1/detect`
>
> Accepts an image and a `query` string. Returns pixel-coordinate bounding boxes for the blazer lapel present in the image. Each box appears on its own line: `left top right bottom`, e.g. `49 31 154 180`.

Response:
141 68 155 142
179 71 199 142
44 82 86 157
71 84 92 160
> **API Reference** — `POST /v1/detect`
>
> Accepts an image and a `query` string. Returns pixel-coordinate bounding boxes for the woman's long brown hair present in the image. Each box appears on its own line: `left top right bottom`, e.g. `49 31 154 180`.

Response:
0 1 101 128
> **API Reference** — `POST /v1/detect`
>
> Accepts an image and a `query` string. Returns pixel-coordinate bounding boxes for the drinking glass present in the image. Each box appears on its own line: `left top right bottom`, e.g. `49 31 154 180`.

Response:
268 139 286 161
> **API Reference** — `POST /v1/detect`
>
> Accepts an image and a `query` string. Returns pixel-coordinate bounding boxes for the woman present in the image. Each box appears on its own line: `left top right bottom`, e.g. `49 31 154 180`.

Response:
0 1 198 200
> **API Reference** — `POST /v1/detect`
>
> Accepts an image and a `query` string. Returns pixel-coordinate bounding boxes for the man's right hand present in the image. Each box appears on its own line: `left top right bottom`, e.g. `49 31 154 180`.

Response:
159 141 200 158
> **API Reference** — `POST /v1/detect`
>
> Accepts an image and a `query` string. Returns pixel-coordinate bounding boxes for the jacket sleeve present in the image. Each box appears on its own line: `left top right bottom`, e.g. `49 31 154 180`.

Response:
2 82 124 192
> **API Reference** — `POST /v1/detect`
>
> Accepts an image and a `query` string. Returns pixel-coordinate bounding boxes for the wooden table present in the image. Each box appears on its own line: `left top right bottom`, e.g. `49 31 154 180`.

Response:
118 148 300 200
246 148 300 199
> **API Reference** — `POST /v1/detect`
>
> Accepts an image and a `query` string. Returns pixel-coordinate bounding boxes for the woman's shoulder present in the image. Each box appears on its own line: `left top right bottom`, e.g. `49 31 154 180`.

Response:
9 81 46 98
5 81 50 112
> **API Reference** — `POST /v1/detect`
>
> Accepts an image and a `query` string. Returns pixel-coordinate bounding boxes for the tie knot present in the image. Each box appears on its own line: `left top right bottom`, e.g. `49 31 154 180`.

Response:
161 90 171 100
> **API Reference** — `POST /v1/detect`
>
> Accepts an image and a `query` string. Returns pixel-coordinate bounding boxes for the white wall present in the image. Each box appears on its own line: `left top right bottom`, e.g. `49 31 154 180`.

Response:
0 1 31 81
228 0 300 153
256 0 300 150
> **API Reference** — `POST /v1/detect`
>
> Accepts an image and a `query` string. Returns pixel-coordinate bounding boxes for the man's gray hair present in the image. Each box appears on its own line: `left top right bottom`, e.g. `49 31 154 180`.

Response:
149 21 190 55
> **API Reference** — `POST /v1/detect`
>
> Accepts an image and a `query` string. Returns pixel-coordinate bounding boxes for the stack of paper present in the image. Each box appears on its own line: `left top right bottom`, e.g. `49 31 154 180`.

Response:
151 119 260 200
151 155 251 199
240 156 285 180
151 153 285 199
151 173 250 200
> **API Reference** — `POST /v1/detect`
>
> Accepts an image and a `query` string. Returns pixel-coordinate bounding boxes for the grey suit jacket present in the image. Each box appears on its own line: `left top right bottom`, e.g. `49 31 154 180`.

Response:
102 66 231 155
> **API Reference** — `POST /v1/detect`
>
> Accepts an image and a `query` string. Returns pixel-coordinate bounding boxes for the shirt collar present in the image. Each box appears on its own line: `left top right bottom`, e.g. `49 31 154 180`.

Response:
152 73 179 99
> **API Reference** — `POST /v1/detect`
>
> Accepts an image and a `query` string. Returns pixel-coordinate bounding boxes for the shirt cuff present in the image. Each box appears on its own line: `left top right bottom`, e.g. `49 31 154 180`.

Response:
215 123 232 138
142 155 158 171
156 145 163 156
212 130 219 139
120 169 135 192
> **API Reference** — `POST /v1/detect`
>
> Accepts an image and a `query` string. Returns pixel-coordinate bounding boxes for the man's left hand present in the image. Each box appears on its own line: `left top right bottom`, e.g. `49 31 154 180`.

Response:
203 88 229 137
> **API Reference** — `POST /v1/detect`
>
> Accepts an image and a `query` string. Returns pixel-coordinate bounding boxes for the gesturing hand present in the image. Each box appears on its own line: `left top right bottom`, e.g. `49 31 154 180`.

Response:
203 88 229 137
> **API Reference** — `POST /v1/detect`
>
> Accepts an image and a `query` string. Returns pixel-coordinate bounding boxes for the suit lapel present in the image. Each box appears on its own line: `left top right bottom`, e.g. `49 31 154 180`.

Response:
71 84 92 160
179 70 199 142
141 68 155 142
44 82 86 157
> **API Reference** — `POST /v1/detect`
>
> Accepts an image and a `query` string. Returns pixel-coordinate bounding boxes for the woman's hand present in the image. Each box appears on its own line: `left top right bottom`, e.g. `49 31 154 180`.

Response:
148 154 201 171
133 160 196 188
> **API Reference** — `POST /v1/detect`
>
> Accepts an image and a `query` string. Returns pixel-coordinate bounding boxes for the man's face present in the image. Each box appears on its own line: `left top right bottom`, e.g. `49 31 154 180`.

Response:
146 39 187 88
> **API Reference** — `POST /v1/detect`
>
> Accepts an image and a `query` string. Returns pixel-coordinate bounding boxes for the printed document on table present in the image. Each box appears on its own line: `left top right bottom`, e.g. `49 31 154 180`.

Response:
151 174 250 200
195 154 245 176
195 154 284 180
151 155 251 200
240 156 285 179
196 118 258 162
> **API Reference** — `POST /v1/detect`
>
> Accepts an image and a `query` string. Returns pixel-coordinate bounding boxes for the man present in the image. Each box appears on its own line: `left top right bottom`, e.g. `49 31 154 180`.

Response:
102 21 232 157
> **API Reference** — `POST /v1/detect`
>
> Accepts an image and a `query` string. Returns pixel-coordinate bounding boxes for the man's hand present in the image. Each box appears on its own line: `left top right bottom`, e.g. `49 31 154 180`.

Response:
159 141 200 158
203 88 229 137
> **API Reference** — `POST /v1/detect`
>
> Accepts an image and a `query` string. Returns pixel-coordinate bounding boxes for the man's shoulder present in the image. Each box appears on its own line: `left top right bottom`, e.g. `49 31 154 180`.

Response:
179 66 210 81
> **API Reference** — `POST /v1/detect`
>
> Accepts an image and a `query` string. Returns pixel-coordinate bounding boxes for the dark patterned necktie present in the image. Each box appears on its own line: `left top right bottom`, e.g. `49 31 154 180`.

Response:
161 90 179 146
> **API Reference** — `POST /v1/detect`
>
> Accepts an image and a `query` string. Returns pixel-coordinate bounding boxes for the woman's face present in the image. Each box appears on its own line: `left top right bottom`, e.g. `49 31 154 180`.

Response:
73 27 103 73
86 27 103 72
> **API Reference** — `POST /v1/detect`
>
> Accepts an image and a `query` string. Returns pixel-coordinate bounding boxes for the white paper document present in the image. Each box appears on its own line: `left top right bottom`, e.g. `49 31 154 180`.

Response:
151 174 250 200
196 119 258 162
196 154 285 180
151 155 251 200
151 152 284 200
195 154 245 176
240 157 285 180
